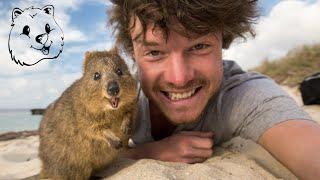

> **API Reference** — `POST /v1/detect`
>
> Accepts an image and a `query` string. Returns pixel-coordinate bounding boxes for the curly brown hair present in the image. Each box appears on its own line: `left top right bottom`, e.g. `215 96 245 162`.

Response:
108 0 259 55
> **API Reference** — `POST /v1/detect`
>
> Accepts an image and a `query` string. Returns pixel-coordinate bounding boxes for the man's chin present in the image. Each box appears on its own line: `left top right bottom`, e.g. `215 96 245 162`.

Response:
162 111 201 125
152 97 205 125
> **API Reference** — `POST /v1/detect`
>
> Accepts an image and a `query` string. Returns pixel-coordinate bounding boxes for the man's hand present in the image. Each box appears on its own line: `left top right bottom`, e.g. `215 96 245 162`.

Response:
123 131 214 164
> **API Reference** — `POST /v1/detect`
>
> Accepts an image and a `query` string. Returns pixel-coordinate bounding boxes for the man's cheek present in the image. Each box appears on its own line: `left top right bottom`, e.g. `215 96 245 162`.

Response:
138 68 152 89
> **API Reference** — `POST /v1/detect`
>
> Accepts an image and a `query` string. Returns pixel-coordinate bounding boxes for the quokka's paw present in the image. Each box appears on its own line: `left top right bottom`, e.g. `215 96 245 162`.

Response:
106 137 123 149
121 116 132 135
121 124 131 135
104 131 122 149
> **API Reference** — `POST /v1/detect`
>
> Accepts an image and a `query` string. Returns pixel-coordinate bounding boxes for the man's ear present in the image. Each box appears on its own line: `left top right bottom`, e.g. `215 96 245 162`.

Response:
42 5 54 16
83 51 92 73
131 52 136 62
12 8 23 22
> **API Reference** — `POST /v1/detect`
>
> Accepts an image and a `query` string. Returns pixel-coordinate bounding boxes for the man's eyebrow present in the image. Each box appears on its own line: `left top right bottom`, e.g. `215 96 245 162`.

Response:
142 41 160 46
133 37 161 46
190 35 211 43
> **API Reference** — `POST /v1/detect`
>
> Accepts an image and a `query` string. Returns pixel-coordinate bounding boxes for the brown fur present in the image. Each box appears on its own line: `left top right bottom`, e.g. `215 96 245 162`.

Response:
38 48 137 180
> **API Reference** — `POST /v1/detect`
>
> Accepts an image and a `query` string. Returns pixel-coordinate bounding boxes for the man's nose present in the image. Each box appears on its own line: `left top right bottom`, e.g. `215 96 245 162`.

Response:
164 53 194 87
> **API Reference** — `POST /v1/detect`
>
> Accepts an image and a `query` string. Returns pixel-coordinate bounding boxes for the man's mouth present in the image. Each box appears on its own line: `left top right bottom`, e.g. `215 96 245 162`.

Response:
161 87 202 101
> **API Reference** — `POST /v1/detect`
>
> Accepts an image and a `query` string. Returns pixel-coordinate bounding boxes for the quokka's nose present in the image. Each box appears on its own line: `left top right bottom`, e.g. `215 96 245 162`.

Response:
35 33 46 44
107 81 120 96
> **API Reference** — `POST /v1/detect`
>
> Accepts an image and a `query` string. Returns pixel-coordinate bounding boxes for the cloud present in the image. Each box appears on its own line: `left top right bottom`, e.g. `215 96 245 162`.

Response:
0 71 81 109
64 41 113 55
93 0 113 6
223 0 320 70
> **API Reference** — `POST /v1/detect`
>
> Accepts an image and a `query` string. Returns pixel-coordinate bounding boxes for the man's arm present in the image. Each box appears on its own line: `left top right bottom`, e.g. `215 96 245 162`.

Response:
122 131 214 164
258 119 320 179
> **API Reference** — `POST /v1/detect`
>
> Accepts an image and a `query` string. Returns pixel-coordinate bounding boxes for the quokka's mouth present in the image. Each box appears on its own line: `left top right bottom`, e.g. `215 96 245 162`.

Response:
41 45 50 55
108 97 119 109
30 41 52 55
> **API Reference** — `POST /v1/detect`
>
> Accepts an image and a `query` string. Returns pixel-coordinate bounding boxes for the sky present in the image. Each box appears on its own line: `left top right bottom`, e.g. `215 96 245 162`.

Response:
0 0 319 109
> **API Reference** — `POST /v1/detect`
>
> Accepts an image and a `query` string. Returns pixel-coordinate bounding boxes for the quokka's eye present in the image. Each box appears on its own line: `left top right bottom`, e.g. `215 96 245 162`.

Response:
22 25 30 36
93 72 101 80
116 68 123 76
45 24 51 33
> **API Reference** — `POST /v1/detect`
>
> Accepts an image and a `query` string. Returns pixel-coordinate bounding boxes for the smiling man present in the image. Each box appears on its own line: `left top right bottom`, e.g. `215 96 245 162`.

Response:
109 0 320 179
134 29 223 126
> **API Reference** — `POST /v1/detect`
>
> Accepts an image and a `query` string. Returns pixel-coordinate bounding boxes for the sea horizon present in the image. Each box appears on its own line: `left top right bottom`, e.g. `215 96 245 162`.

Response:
0 109 43 134
0 108 45 111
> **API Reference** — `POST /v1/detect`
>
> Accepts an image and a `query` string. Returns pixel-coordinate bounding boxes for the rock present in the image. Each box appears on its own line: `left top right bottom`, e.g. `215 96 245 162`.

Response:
0 130 38 141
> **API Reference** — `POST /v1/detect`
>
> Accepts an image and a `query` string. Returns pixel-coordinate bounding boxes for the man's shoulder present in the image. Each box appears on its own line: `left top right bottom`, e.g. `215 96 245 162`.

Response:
208 61 311 143
220 60 288 114
221 60 272 94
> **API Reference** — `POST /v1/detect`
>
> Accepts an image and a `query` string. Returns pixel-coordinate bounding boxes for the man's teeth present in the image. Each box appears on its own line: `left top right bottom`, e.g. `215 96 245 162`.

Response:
167 89 196 101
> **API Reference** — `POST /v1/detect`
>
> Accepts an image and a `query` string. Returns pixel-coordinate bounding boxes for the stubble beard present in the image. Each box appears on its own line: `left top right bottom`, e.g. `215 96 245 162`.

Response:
147 77 221 125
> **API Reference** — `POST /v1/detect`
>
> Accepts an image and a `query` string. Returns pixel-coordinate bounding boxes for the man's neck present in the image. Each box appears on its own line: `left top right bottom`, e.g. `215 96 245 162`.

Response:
149 102 176 141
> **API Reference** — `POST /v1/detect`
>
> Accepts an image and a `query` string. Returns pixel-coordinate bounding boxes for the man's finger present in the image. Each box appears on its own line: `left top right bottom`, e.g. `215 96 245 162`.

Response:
189 136 214 149
190 148 213 158
182 147 213 159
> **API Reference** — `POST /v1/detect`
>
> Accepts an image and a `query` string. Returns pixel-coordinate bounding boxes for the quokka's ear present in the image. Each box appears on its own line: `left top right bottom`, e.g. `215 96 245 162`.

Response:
12 8 23 22
83 51 93 73
42 5 54 16
110 46 119 55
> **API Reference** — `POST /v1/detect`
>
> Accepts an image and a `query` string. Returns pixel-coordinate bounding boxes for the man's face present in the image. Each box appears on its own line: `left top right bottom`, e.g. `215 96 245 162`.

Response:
131 20 223 125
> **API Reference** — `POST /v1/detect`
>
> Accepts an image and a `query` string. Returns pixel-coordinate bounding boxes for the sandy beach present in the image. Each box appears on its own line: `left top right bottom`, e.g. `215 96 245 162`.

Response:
0 136 40 179
0 86 319 179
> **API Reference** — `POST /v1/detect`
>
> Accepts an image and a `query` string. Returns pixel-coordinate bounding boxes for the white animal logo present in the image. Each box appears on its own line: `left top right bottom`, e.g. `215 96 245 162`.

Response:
8 5 64 66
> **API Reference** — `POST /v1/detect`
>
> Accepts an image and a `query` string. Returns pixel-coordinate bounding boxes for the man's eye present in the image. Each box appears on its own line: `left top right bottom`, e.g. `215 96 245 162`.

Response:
191 44 209 51
146 50 161 56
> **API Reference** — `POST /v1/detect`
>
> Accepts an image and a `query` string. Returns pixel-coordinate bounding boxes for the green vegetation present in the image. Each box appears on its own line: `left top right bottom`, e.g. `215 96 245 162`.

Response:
253 44 320 87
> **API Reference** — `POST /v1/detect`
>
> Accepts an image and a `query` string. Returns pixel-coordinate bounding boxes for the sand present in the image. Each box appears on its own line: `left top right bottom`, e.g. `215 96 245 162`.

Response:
2 136 285 180
0 86 318 179
0 136 40 179
98 146 280 180
281 86 320 123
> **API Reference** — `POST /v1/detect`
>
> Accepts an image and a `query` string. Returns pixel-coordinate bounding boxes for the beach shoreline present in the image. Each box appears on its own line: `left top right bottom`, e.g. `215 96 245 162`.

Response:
0 86 319 179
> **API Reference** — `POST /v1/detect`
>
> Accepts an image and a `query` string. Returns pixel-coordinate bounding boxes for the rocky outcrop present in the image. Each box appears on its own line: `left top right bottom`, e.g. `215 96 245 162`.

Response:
0 130 38 141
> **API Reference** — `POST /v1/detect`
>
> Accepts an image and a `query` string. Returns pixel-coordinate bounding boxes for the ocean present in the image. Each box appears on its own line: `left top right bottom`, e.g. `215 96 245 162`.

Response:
0 109 42 134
